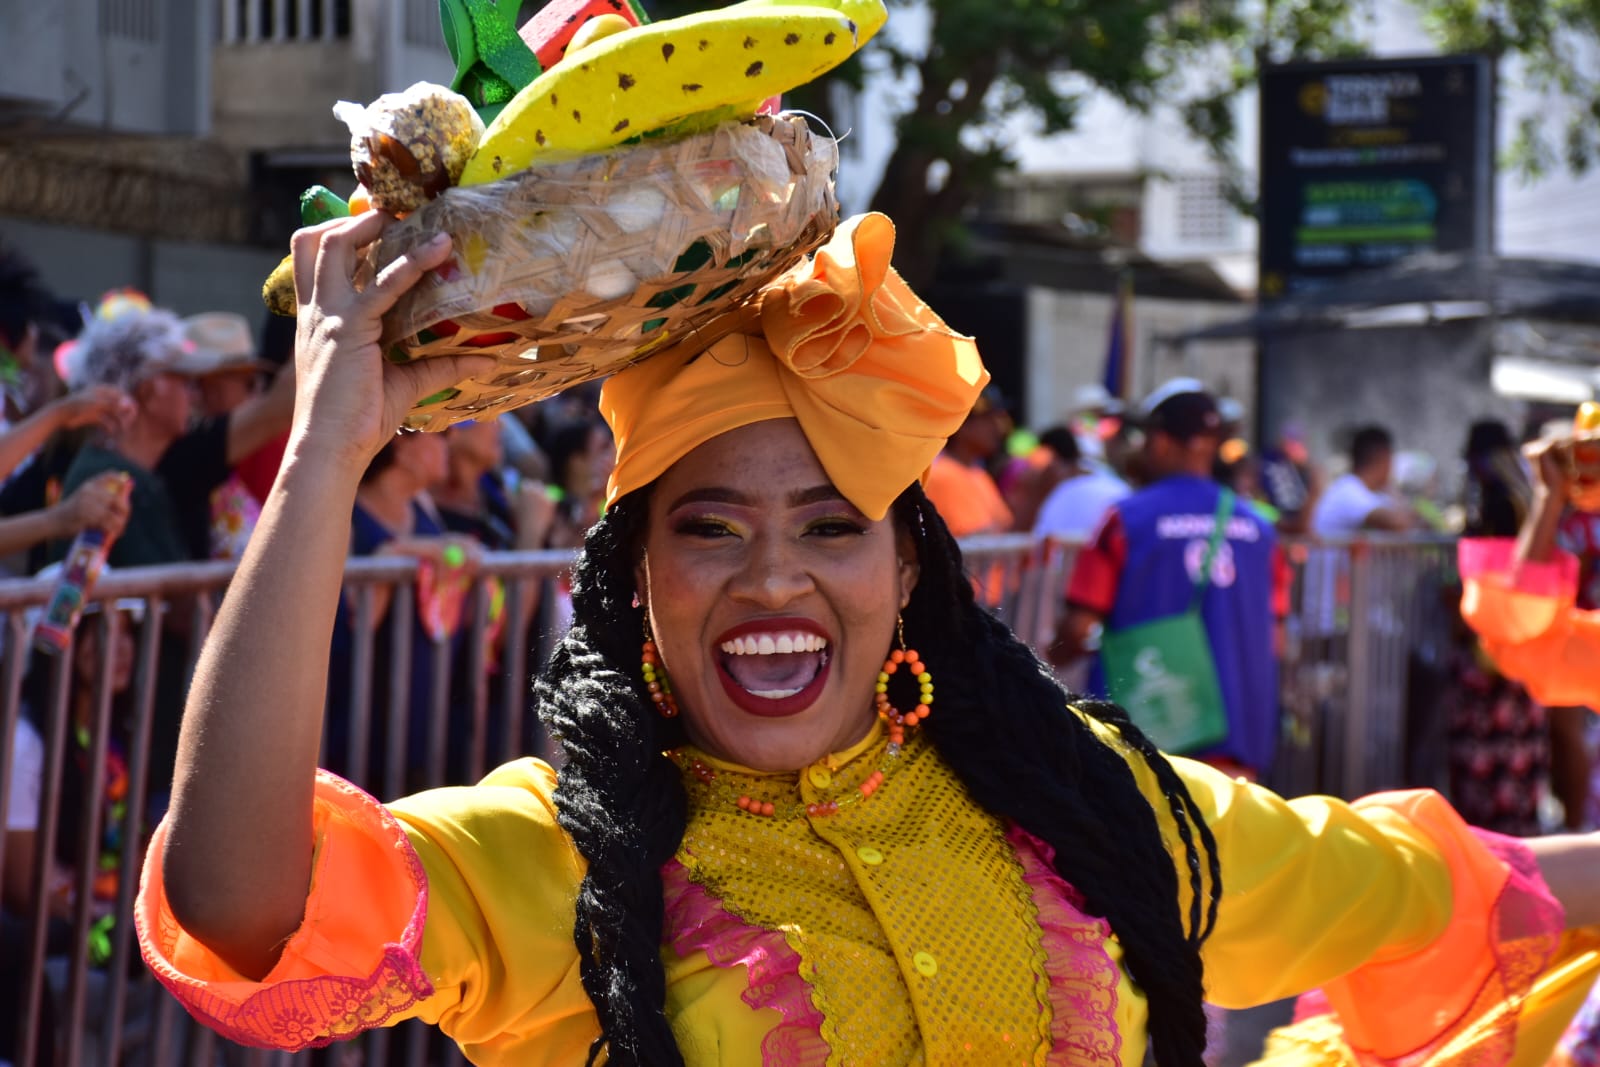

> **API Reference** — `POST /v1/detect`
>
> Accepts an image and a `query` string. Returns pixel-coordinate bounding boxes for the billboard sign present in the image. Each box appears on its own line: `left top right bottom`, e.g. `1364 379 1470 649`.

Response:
1258 55 1495 301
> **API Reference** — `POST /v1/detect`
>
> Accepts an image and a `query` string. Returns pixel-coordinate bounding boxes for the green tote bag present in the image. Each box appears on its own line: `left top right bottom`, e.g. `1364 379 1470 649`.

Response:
1099 490 1234 755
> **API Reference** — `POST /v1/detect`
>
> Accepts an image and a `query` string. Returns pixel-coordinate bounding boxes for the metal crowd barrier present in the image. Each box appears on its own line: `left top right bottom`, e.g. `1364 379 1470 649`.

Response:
0 535 1460 1066
1274 535 1459 801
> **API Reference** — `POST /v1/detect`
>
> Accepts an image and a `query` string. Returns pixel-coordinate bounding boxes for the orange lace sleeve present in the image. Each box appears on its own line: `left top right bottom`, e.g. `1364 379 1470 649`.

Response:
1459 537 1600 707
135 771 432 1051
1292 790 1570 1066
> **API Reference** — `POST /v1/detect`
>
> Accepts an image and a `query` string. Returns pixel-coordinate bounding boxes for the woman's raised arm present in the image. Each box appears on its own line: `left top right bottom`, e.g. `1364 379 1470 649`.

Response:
158 212 492 979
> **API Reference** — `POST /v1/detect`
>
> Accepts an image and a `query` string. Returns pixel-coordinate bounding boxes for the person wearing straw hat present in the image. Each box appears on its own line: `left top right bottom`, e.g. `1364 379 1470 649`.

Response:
136 209 1600 1067
181 312 286 560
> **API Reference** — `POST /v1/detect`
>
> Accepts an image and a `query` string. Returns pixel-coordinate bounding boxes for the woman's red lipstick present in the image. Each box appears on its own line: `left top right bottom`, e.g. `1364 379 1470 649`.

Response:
713 617 832 718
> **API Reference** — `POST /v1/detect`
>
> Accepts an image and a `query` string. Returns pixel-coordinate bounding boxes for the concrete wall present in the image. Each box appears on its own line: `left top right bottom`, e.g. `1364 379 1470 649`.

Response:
1257 321 1525 491
0 0 208 135
1024 287 1255 429
0 216 280 333
212 41 381 150
210 0 452 153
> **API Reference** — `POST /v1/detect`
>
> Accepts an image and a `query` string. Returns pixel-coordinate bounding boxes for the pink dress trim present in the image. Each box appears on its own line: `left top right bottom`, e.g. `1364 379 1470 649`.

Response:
135 771 433 1051
1009 826 1125 1067
661 857 829 1065
1458 537 1578 602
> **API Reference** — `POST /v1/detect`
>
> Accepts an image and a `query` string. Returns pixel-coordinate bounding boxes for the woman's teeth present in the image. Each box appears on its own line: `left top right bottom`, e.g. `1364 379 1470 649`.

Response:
718 632 828 655
718 632 829 699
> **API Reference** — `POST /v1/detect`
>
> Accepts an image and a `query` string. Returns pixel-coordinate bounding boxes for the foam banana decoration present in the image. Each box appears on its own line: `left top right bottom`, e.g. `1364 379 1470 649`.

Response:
459 0 886 185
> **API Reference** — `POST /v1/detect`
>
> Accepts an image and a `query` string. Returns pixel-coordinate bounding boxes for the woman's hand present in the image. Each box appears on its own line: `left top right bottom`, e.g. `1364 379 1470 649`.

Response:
288 212 494 473
382 533 485 570
1528 439 1573 503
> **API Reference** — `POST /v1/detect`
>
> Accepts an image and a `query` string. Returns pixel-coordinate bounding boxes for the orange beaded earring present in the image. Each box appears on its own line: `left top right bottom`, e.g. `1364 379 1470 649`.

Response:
641 624 679 718
874 614 932 730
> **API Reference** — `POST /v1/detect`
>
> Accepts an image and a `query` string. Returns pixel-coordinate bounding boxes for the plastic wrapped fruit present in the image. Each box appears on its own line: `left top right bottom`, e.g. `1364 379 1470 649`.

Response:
334 83 484 215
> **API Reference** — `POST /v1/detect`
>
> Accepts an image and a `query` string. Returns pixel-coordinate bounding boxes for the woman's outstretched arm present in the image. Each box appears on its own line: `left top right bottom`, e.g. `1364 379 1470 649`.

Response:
158 212 492 979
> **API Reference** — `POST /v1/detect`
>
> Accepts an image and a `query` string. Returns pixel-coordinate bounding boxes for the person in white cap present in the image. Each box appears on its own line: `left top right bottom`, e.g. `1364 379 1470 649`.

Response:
1056 377 1288 781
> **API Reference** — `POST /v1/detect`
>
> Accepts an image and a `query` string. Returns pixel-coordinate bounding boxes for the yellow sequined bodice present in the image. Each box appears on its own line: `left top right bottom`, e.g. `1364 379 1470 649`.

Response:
674 722 1058 1065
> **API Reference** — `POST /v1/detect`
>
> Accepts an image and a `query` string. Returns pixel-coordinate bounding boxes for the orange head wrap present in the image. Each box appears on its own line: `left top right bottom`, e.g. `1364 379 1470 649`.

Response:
600 213 989 521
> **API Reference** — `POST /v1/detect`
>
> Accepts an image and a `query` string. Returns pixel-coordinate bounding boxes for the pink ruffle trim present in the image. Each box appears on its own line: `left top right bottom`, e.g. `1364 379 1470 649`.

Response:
135 772 433 1051
1009 826 1125 1067
1459 537 1578 601
662 858 829 1065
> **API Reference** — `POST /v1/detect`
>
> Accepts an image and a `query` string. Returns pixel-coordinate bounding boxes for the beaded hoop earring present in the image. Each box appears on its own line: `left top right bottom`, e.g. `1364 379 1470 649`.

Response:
874 614 933 727
641 626 680 718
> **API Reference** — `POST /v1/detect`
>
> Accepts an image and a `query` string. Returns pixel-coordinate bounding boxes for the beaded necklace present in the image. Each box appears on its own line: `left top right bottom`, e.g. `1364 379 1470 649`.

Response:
671 712 910 819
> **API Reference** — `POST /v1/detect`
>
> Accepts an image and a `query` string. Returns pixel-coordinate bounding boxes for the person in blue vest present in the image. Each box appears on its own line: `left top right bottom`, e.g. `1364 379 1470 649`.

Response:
1054 379 1289 781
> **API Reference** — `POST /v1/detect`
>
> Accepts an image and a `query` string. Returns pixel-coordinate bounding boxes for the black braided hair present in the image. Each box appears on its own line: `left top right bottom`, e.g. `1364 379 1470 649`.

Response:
536 481 1220 1067
897 485 1221 1066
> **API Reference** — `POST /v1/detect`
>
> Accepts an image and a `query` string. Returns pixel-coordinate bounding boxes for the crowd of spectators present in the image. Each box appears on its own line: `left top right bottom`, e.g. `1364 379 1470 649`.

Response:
921 371 1599 844
0 245 620 1065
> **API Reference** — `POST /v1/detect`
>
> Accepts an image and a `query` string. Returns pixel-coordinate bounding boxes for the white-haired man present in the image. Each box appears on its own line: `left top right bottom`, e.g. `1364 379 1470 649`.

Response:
62 306 293 567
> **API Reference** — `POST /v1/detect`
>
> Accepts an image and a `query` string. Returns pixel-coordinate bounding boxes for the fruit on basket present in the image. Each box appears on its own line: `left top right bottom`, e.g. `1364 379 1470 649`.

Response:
378 112 838 430
334 84 485 214
262 0 883 428
459 0 883 184
518 0 649 70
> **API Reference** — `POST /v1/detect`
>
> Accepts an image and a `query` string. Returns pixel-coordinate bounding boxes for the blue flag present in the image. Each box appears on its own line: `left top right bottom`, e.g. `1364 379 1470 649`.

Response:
1102 274 1133 402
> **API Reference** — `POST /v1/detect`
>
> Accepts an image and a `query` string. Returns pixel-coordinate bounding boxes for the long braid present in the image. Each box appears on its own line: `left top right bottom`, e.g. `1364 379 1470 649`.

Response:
899 486 1221 1066
540 483 1220 1065
535 491 689 1067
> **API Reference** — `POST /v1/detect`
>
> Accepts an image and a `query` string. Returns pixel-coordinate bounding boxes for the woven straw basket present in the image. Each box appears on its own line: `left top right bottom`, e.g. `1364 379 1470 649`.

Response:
369 113 839 430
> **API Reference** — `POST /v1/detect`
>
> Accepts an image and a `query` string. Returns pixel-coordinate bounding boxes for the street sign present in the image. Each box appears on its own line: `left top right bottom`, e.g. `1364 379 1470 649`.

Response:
1258 55 1495 301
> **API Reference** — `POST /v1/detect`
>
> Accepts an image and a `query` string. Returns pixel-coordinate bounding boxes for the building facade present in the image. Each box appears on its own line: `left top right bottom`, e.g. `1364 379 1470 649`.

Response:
0 0 449 322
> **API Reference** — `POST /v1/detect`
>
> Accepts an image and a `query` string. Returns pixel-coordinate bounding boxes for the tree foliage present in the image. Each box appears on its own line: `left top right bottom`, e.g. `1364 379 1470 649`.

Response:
644 0 1600 283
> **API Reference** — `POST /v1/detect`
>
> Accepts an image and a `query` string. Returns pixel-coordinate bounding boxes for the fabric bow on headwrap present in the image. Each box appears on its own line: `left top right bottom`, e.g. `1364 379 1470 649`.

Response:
601 213 988 520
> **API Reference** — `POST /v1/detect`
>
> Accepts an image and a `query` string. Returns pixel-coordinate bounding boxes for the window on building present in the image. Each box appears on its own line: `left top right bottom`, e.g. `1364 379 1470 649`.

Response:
1176 174 1237 245
103 0 160 42
229 0 350 42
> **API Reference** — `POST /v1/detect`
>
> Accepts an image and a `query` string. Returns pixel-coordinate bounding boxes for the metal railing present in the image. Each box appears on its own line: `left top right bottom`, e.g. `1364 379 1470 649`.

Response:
0 534 1460 1065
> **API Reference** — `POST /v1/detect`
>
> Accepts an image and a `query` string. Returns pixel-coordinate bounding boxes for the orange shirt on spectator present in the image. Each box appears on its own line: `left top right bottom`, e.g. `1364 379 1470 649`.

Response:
924 454 1013 537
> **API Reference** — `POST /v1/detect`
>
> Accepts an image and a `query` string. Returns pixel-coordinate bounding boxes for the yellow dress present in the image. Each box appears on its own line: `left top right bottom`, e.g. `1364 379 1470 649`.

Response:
135 715 1594 1066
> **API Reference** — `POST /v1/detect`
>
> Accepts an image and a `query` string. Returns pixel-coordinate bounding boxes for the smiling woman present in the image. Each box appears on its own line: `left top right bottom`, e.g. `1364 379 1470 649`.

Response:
637 420 916 770
136 207 1600 1067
